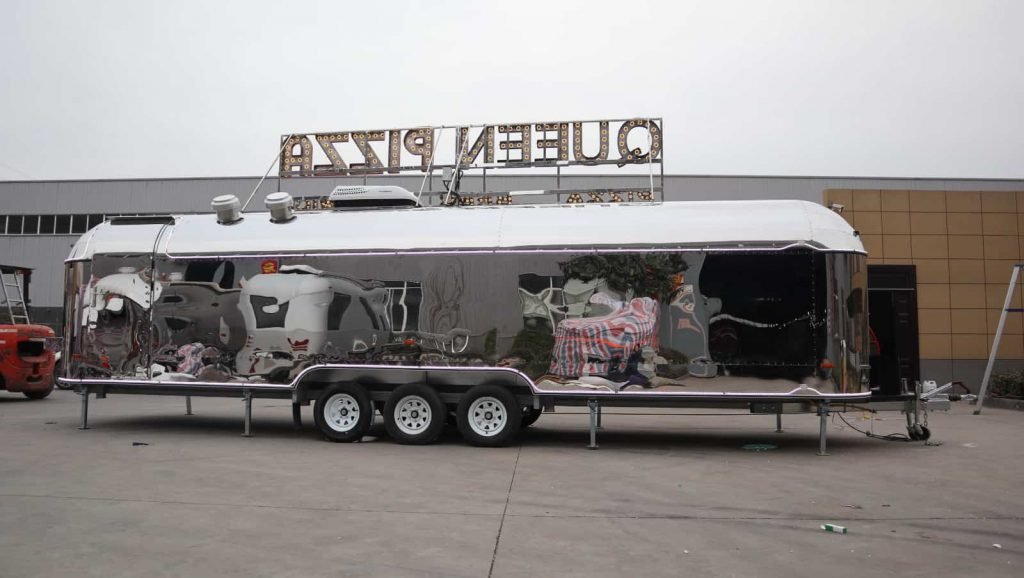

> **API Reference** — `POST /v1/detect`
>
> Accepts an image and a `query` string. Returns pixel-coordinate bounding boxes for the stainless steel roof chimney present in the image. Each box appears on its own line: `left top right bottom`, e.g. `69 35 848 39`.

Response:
265 192 295 223
211 194 242 224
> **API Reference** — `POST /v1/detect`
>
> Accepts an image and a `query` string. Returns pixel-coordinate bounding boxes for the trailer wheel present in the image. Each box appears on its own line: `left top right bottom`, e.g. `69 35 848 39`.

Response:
521 406 542 428
907 423 931 441
384 384 446 445
314 384 372 442
457 385 521 447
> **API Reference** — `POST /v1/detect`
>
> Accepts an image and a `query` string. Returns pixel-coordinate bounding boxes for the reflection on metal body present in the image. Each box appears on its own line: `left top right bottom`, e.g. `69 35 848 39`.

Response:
59 364 873 401
62 201 870 400
154 282 245 351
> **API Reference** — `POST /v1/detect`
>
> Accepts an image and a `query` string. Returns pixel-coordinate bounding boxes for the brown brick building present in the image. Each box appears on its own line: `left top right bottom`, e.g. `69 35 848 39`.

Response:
826 188 1024 387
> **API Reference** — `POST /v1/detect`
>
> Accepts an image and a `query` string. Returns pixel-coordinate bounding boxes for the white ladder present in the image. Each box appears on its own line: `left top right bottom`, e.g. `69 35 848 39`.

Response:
975 263 1024 414
0 268 31 325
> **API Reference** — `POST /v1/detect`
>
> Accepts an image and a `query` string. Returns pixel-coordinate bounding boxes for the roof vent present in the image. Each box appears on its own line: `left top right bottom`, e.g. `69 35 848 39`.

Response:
211 194 242 224
265 192 295 223
328 185 420 209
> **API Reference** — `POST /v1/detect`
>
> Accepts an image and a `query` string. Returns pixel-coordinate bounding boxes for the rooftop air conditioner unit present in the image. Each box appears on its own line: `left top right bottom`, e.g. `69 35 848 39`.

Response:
328 186 420 209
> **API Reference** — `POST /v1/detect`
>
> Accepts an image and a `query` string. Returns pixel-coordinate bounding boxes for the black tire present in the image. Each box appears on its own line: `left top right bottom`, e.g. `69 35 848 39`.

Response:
383 384 446 445
456 385 522 447
313 383 373 442
23 389 53 400
908 423 931 441
521 406 542 428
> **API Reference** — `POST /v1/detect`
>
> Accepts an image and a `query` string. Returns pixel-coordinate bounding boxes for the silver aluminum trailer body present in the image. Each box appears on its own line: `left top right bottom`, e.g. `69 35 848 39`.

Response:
60 199 915 451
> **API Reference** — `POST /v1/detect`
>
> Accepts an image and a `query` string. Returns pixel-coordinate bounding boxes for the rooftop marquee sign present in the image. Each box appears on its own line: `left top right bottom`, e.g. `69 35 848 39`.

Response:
279 117 662 178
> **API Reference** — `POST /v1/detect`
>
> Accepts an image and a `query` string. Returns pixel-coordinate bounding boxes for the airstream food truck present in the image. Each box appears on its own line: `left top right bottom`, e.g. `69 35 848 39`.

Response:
59 118 936 451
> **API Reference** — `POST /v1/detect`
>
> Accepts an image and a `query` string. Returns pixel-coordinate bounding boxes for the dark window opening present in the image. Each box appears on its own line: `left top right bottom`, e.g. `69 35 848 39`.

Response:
22 215 39 234
185 261 235 289
326 293 352 330
702 252 821 373
212 262 235 289
55 215 71 235
7 215 23 235
39 215 55 235
250 296 290 328
185 262 219 283
18 340 45 357
71 215 88 234
109 215 175 226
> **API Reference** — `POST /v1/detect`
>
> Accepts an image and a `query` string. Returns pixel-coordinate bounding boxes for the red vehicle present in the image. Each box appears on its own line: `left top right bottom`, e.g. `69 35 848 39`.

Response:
1 265 56 399
0 324 56 399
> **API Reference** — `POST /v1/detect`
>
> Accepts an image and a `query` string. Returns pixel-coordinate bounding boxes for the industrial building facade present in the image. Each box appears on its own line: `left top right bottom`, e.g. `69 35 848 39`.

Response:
3 174 1024 388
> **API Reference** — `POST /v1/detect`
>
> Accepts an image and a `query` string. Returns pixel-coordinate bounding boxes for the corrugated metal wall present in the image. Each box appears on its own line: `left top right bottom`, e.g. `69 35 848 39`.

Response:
0 236 72 307
3 174 1024 308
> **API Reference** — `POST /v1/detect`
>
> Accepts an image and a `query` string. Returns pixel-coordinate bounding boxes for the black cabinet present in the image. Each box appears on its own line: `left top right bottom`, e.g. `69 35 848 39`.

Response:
868 265 920 395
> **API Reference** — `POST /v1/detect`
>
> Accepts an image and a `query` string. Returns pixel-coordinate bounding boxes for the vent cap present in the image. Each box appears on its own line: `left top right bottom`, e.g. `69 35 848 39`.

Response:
211 194 242 224
265 192 295 223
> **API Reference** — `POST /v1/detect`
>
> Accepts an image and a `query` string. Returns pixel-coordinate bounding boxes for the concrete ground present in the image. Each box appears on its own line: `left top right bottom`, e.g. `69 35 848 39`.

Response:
0 390 1021 578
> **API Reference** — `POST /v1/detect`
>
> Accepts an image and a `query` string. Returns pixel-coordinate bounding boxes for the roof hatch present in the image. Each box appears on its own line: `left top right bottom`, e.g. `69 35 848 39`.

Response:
328 186 420 209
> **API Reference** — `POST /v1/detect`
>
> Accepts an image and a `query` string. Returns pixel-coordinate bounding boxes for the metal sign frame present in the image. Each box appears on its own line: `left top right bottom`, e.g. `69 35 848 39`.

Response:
279 117 665 204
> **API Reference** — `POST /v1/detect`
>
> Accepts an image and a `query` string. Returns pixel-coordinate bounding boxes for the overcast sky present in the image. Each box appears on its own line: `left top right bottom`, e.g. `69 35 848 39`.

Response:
1 0 1021 181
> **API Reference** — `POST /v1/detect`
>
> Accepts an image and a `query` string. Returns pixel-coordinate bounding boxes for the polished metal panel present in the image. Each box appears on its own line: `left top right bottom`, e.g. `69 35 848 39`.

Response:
64 200 866 261
62 240 872 398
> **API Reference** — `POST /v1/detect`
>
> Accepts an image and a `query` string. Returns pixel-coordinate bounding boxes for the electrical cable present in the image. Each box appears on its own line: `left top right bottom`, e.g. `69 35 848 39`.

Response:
835 412 912 442
444 126 472 206
646 117 655 200
951 381 971 394
416 127 440 206
242 135 294 212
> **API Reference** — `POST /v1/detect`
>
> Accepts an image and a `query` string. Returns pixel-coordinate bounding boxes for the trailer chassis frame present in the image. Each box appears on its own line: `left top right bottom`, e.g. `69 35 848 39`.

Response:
67 375 943 453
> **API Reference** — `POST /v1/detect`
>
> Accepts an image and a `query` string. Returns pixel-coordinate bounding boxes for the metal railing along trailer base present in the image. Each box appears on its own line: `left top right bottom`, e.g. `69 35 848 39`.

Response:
72 382 944 455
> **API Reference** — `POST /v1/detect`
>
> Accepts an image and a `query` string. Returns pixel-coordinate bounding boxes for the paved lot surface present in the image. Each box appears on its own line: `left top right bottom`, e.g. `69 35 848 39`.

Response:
1 390 1021 577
